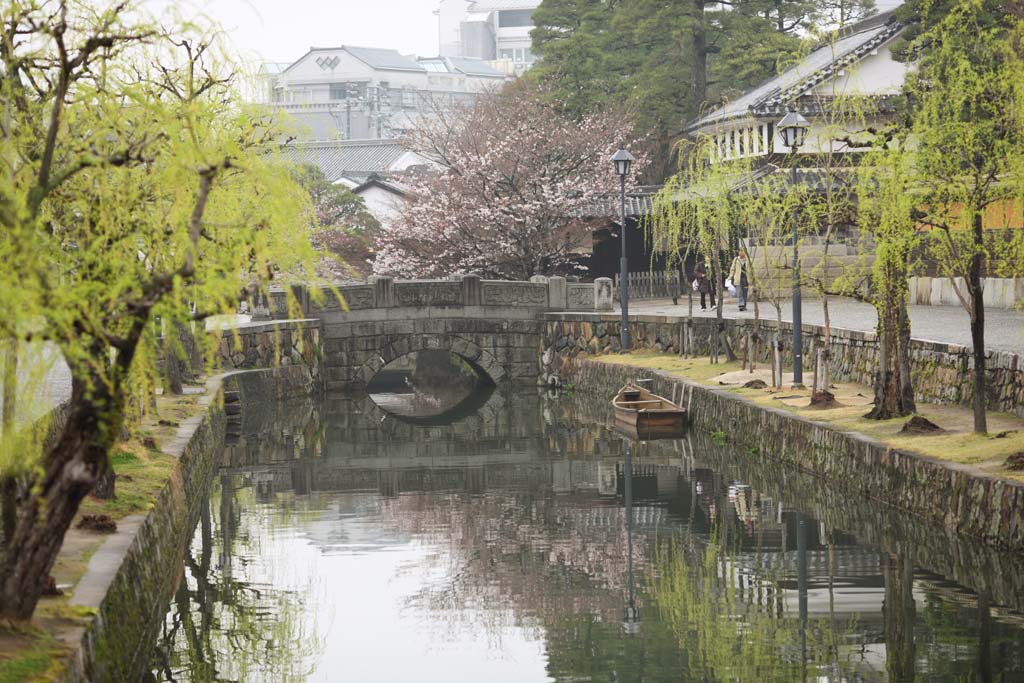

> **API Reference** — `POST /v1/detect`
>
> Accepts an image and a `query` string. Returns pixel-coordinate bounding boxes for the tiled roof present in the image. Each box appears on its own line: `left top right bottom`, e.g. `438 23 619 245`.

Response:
445 56 506 77
282 139 412 183
285 46 425 75
352 174 414 197
689 9 904 132
344 46 424 72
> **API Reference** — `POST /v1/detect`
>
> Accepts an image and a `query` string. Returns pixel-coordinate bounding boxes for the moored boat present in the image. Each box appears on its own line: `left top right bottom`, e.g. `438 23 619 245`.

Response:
612 383 687 434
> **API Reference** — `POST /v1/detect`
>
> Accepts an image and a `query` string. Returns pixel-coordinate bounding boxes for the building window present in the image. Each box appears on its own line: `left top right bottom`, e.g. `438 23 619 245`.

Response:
500 47 532 65
329 82 363 101
401 89 417 108
498 9 533 27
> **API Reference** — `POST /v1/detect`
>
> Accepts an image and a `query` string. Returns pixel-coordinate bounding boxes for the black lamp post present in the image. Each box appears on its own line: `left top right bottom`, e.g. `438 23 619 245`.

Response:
612 148 636 351
777 111 809 386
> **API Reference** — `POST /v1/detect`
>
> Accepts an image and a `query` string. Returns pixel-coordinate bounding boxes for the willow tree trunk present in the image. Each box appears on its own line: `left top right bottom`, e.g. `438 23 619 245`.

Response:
1 342 17 544
968 212 988 434
0 378 120 619
884 554 917 682
868 264 915 420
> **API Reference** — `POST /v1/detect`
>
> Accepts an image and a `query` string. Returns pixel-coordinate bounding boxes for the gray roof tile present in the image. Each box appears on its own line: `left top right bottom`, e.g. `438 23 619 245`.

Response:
283 139 411 183
690 10 904 132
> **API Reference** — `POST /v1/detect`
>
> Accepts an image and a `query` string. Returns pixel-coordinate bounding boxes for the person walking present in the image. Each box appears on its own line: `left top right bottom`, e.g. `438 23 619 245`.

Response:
729 251 749 311
694 261 715 310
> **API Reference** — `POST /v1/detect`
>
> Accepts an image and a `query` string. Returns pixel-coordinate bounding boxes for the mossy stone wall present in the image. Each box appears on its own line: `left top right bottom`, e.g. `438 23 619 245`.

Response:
564 358 1024 554
543 313 1024 417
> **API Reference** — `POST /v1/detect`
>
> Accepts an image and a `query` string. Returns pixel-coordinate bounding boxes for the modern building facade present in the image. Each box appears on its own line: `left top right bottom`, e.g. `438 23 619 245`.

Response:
257 46 507 140
437 0 542 75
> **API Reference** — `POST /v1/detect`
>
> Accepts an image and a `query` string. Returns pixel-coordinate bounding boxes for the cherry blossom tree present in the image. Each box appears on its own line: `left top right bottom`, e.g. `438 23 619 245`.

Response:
373 83 647 279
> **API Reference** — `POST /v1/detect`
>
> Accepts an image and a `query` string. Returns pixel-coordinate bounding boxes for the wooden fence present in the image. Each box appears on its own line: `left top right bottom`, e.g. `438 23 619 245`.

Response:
613 270 682 300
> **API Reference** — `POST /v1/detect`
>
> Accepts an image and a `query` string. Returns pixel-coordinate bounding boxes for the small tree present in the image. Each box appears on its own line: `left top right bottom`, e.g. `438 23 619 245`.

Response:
857 134 918 420
651 134 749 365
902 0 1024 433
294 165 380 280
373 83 646 279
0 1 317 619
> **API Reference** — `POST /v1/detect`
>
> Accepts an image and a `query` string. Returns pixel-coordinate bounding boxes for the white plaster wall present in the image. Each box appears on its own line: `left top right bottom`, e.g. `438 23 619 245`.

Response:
357 185 408 228
810 43 909 98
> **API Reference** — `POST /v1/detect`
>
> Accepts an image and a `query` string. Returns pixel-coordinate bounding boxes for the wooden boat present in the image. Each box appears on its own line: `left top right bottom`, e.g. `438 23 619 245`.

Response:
612 383 687 435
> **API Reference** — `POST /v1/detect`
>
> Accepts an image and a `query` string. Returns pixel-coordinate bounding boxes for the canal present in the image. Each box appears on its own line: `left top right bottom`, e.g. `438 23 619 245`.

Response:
145 384 1024 682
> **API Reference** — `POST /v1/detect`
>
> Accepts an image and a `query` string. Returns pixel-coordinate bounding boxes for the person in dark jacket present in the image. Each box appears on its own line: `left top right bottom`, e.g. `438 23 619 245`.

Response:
694 261 715 310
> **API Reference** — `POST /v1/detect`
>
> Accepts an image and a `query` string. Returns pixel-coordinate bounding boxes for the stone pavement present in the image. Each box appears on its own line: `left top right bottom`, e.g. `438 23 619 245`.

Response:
630 296 1024 355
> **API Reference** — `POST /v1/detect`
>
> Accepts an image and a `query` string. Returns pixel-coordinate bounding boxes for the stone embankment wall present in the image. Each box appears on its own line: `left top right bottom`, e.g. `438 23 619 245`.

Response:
63 362 319 682
909 276 1024 309
213 319 323 391
65 379 226 682
542 313 1024 418
564 358 1024 553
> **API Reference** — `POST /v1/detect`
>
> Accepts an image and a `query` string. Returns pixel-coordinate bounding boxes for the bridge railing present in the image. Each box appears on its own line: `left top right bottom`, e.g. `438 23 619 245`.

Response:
268 275 615 318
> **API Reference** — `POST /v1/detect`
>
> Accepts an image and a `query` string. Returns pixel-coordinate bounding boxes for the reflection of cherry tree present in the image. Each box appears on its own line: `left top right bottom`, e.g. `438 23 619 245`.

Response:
372 488 652 641
150 477 328 682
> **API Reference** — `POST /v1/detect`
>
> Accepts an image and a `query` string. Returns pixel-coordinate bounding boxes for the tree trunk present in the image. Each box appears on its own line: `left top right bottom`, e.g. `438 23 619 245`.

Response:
2 341 17 545
813 294 832 399
867 263 915 419
884 554 916 683
0 380 121 619
969 212 987 434
691 0 708 110
898 297 916 414
710 255 723 364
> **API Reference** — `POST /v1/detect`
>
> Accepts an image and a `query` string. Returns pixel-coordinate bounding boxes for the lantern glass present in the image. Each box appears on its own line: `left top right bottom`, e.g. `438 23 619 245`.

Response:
777 111 810 150
611 148 635 178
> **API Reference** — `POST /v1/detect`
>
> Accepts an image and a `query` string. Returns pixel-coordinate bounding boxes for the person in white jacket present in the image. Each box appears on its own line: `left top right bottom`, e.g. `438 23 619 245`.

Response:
729 251 749 311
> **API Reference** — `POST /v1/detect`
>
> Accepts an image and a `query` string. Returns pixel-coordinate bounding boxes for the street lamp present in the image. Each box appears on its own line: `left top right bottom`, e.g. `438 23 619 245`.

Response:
612 148 636 351
777 111 809 386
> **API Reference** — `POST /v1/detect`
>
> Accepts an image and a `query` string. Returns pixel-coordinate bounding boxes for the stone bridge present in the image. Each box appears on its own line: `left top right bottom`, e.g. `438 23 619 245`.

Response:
270 275 613 392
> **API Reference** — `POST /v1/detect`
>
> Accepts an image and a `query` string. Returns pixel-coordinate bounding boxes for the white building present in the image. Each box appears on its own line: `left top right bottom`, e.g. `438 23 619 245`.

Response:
437 0 542 75
258 46 507 141
688 9 908 161
352 175 413 230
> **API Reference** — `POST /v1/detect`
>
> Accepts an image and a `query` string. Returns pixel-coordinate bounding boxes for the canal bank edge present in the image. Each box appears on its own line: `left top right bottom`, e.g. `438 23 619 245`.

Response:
61 363 319 683
542 313 1024 418
563 358 1024 553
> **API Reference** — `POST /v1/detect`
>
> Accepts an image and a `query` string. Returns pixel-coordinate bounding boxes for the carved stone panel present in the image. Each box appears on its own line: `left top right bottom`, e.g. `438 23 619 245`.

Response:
394 282 462 307
310 286 374 312
567 284 595 310
481 283 548 307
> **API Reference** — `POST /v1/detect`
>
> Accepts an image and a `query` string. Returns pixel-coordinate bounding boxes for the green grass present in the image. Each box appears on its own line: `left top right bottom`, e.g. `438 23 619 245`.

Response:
0 632 64 683
78 446 176 519
595 351 742 381
595 350 1024 480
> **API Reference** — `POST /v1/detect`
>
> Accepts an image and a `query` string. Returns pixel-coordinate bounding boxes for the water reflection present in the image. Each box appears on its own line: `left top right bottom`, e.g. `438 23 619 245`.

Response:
148 387 1024 682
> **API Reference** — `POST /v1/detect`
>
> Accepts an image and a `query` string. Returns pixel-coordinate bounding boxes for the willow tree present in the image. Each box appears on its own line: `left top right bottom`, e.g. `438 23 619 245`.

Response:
0 0 317 620
857 133 918 420
901 0 1024 433
650 134 750 364
800 69 875 402
740 168 809 388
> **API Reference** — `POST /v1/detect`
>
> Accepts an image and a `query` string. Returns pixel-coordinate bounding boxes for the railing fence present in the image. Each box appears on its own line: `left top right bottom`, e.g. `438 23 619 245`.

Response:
613 270 682 300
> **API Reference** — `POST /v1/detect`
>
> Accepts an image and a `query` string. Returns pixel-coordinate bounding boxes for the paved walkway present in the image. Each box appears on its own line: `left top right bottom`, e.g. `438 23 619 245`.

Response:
630 297 1024 355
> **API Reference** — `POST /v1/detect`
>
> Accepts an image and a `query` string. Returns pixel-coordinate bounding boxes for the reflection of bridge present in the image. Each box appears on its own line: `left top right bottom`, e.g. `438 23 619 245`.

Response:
271 276 610 391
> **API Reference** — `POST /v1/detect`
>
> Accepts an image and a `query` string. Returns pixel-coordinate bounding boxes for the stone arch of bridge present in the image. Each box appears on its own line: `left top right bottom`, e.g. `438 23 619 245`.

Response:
356 333 506 387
